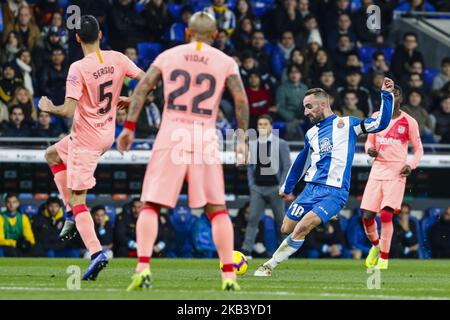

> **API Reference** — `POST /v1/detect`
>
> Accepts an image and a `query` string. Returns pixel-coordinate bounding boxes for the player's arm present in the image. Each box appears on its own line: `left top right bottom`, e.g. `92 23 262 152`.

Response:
38 97 77 118
279 137 311 200
402 119 424 177
365 123 378 157
117 70 146 109
355 78 394 136
226 74 249 166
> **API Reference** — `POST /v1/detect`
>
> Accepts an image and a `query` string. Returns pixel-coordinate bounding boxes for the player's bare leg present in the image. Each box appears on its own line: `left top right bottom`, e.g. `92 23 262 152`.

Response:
70 190 108 280
205 203 240 291
362 210 381 268
45 145 77 241
377 207 394 269
280 216 299 235
127 202 160 291
255 211 321 276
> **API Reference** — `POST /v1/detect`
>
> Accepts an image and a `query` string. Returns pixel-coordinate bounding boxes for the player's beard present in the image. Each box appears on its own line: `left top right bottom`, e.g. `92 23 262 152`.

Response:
308 114 324 125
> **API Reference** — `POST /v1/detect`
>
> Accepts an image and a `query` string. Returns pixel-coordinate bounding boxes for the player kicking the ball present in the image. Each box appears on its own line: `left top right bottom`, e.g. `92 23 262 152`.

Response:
361 85 423 270
117 11 249 291
39 15 144 280
254 78 395 277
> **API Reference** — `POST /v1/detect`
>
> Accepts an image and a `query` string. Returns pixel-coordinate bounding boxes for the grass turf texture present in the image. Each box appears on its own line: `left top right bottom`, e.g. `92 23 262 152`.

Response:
0 258 449 300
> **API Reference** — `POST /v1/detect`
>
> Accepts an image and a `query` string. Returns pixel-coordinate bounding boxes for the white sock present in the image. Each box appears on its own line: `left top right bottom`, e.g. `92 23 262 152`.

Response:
265 235 304 269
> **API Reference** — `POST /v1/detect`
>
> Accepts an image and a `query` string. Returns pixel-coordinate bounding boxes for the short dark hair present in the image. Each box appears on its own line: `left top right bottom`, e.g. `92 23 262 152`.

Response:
344 89 358 97
372 50 385 61
409 72 423 81
408 88 424 99
287 63 302 75
76 15 100 44
394 85 403 98
404 32 417 41
304 88 329 100
257 114 273 124
91 205 106 215
46 197 62 207
401 202 411 211
442 57 450 66
345 66 362 76
4 193 18 202
9 105 24 115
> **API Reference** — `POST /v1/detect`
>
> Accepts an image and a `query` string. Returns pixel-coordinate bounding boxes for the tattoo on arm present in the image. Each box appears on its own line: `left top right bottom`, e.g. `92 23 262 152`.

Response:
226 74 249 131
127 67 162 122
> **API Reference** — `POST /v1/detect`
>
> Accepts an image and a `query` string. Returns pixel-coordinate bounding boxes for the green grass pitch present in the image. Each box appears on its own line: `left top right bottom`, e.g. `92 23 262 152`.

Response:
0 258 449 300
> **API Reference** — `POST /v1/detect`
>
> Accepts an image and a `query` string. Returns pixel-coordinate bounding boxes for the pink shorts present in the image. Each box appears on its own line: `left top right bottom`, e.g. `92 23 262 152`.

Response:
140 149 225 208
54 136 103 191
360 178 406 213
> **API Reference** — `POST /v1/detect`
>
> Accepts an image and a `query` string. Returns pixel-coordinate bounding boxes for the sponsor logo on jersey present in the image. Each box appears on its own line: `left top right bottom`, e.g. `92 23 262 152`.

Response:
337 119 345 128
319 138 333 154
398 125 405 134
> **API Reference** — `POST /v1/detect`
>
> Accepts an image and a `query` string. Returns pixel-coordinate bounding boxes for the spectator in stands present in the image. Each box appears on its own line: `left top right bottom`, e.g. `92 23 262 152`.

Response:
364 51 393 87
326 13 356 51
403 89 436 143
0 31 23 66
32 197 76 257
216 107 232 136
316 69 338 98
167 5 192 46
192 213 216 258
331 34 355 74
107 0 147 52
395 0 436 12
271 31 296 79
0 62 23 106
346 212 375 259
14 49 35 96
276 64 308 140
38 46 68 105
234 0 260 30
272 0 304 38
295 15 323 50
114 198 142 257
3 5 40 52
2 105 32 137
33 0 63 28
390 203 420 259
33 27 66 71
32 110 64 138
406 72 432 110
432 57 450 93
336 90 365 118
135 91 161 139
154 210 176 257
231 17 255 52
0 193 35 257
214 28 236 57
322 0 352 35
433 95 450 143
246 72 276 129
304 39 321 67
368 71 385 112
391 32 425 82
310 48 333 85
205 0 236 35
282 48 307 83
115 108 127 140
233 202 266 257
91 206 114 259
39 12 68 51
305 219 350 258
8 86 37 122
346 51 363 70
429 206 450 258
338 67 373 116
248 31 271 75
243 114 291 258
1 0 31 30
240 51 259 86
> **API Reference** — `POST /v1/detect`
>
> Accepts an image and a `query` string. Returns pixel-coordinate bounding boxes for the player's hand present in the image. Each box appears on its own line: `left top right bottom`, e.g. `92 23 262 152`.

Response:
381 77 394 92
117 96 131 110
116 128 134 154
279 190 296 202
400 165 412 177
235 141 248 167
367 147 378 158
38 96 54 112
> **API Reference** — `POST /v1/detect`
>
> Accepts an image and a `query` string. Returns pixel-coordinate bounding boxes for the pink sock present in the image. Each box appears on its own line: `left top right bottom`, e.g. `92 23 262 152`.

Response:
380 209 394 259
209 210 236 280
362 217 379 246
51 164 71 211
73 204 102 256
136 205 159 273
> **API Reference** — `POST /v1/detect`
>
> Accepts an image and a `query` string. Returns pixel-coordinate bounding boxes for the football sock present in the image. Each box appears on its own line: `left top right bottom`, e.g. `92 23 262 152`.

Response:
266 235 304 269
136 205 159 273
380 209 394 259
73 204 102 256
51 163 71 211
362 217 379 247
209 210 236 280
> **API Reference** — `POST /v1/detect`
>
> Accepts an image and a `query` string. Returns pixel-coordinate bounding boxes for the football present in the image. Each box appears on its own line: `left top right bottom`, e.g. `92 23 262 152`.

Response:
220 250 249 276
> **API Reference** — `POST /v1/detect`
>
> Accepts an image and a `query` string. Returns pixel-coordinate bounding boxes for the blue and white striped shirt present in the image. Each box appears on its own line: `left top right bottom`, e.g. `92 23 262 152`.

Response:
281 90 394 193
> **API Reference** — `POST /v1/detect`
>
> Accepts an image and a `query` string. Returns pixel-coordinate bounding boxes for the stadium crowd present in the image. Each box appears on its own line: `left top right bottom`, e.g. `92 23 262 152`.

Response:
1 193 450 259
0 0 449 143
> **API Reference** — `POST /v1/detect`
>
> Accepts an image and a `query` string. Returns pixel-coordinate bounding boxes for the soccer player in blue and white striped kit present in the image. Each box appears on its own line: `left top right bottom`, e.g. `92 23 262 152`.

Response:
254 77 395 276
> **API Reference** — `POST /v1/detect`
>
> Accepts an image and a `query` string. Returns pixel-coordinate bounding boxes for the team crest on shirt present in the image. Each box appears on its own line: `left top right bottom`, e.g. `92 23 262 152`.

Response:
337 119 345 129
319 138 333 154
398 125 406 134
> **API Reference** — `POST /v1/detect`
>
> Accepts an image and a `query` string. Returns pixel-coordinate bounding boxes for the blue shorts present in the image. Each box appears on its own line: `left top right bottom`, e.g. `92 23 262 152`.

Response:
286 183 349 223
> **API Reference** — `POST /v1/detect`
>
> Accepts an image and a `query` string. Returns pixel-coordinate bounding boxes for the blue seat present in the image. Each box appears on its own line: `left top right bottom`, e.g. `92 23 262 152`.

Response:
251 0 275 17
262 215 278 255
137 42 162 70
104 205 116 225
423 68 440 87
358 47 377 65
20 204 39 217
420 208 444 259
168 3 183 20
18 193 33 200
338 215 349 233
381 47 394 63
170 205 197 257
135 1 146 12
272 121 286 138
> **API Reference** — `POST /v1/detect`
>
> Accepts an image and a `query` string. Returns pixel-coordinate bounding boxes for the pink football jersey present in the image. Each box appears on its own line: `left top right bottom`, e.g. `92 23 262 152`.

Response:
150 41 240 154
65 50 141 150
366 110 424 180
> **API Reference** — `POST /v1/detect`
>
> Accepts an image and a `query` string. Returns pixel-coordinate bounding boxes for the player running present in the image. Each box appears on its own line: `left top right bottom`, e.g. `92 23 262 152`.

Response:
38 15 144 280
116 11 249 291
254 78 395 277
361 85 423 270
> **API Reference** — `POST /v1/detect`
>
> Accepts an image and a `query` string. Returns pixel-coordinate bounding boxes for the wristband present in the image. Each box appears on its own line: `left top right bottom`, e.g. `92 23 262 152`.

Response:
124 120 136 131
